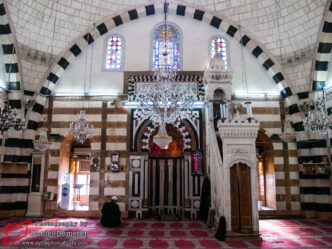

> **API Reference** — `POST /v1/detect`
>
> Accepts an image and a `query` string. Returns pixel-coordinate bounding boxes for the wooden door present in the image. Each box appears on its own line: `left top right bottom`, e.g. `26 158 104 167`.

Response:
230 165 240 230
230 163 252 232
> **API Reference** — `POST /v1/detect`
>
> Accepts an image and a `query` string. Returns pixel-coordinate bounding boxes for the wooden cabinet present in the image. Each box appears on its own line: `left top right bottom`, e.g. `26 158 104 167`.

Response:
302 163 330 176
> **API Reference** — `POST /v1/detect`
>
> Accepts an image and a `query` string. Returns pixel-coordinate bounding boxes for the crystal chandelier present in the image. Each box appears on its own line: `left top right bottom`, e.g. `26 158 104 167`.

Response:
135 0 197 125
34 127 52 152
136 81 197 124
153 123 172 149
302 98 330 135
69 110 94 144
0 98 25 137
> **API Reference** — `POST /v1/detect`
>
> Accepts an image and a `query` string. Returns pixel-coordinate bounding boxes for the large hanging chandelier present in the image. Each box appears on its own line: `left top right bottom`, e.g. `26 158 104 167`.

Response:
69 110 94 144
34 127 52 152
136 81 197 124
0 96 25 137
302 97 330 135
135 0 197 125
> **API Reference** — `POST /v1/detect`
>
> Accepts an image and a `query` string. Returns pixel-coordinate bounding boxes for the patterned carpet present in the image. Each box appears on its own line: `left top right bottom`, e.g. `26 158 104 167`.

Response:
0 217 331 248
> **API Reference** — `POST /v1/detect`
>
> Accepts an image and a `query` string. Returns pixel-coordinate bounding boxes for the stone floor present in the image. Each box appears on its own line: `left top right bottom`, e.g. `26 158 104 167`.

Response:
0 217 331 248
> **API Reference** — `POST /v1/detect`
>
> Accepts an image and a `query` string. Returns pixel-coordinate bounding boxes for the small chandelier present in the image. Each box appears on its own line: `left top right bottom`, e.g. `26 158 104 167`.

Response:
0 99 25 137
69 110 94 144
302 98 330 135
34 127 52 152
153 123 172 149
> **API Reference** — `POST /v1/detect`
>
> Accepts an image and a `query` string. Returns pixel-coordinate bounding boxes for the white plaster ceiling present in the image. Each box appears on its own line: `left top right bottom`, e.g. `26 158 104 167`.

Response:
5 0 327 59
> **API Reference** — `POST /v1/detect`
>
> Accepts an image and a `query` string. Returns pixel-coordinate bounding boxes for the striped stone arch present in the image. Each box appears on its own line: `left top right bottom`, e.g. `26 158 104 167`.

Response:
0 1 30 163
26 1 302 145
296 1 332 214
312 1 332 95
0 1 22 99
0 1 29 216
296 1 332 165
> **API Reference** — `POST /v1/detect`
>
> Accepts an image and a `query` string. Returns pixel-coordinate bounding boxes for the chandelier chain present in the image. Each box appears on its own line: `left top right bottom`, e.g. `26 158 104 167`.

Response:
134 0 200 148
68 15 94 144
136 0 198 126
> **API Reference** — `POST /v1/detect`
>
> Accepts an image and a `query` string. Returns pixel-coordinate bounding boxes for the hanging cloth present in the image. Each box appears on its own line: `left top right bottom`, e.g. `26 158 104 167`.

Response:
199 176 211 221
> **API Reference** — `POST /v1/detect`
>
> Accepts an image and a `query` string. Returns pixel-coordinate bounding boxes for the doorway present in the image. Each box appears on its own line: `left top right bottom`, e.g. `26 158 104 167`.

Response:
256 131 276 210
230 163 252 233
58 134 91 211
70 154 90 211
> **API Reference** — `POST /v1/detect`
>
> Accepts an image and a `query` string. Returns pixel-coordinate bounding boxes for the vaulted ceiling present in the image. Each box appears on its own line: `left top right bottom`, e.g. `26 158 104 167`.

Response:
2 0 329 93
6 0 327 58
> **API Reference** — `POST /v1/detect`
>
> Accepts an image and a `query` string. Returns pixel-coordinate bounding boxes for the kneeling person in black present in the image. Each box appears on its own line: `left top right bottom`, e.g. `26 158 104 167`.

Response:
101 196 121 227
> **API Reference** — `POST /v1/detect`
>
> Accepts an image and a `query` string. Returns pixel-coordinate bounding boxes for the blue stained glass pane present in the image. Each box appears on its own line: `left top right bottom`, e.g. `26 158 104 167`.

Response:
105 35 122 70
153 24 180 71
211 37 228 68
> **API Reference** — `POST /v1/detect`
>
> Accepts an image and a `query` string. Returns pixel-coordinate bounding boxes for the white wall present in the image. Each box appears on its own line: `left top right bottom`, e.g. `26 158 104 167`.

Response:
54 12 278 95
0 48 7 89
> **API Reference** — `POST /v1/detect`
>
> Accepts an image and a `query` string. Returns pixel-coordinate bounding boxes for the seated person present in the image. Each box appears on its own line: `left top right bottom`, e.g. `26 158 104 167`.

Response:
100 196 121 227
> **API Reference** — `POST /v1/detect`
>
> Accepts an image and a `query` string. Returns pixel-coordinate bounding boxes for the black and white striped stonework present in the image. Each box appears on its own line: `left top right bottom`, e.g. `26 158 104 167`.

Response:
304 0 332 160
0 1 31 214
0 172 29 211
297 1 332 213
0 0 29 163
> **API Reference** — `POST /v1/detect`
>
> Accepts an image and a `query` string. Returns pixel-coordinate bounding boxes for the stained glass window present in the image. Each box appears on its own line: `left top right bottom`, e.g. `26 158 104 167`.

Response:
211 37 228 68
152 24 181 71
105 35 123 70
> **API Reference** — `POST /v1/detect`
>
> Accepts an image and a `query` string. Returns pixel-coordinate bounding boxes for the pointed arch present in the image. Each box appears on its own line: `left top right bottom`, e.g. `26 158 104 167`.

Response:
25 1 301 147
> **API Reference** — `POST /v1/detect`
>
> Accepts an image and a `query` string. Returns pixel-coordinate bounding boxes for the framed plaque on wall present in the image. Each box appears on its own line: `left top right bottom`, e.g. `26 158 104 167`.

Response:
111 154 119 163
191 150 203 175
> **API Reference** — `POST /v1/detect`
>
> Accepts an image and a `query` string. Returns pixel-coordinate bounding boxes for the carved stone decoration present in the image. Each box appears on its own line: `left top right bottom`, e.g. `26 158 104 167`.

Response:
193 200 200 208
204 50 233 101
131 159 141 169
216 119 260 233
131 200 139 209
128 156 146 218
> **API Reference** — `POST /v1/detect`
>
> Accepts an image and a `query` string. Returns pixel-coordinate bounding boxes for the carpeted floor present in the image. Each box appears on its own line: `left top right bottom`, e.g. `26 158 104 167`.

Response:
0 217 331 248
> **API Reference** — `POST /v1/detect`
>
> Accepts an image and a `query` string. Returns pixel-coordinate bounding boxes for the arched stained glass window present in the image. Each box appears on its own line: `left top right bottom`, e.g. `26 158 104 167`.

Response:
105 35 123 70
211 37 228 68
152 24 181 71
